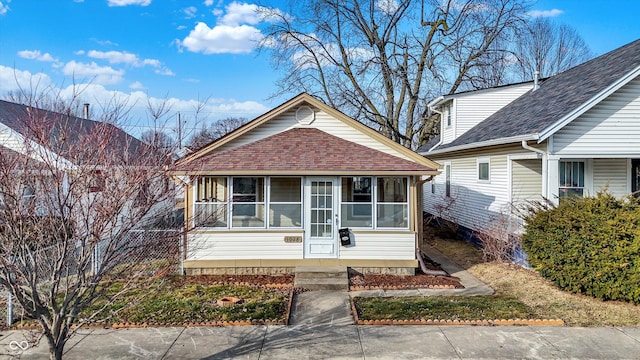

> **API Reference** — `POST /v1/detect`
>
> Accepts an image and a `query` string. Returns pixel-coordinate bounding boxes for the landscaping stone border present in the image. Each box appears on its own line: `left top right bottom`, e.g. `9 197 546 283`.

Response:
350 284 457 291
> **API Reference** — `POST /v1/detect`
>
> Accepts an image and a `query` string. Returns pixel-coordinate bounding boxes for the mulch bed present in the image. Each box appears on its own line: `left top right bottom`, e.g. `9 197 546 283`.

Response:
349 268 463 290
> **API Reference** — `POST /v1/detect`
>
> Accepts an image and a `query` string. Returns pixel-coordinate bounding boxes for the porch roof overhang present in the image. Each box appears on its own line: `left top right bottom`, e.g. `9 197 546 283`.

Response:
170 128 439 176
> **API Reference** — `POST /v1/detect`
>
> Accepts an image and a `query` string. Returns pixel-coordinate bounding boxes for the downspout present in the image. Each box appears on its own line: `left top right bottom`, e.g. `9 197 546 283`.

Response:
521 140 548 199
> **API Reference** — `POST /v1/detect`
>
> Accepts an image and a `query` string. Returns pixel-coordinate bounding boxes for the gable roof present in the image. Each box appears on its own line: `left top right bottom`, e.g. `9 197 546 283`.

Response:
174 127 435 174
427 38 640 154
174 92 440 175
0 99 145 164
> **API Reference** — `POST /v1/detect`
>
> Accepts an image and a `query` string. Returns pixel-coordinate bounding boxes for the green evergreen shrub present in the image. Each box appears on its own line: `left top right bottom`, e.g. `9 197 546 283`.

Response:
521 191 640 303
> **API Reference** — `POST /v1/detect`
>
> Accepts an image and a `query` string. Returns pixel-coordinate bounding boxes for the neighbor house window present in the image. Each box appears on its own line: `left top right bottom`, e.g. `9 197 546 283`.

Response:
445 163 451 197
376 177 408 228
341 177 373 228
445 103 452 127
269 177 302 228
231 177 265 228
559 161 584 198
194 176 228 227
477 157 490 182
89 170 105 192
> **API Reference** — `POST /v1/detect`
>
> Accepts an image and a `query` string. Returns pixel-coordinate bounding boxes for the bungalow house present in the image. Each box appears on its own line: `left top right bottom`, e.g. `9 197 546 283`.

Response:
420 38 640 237
171 93 441 275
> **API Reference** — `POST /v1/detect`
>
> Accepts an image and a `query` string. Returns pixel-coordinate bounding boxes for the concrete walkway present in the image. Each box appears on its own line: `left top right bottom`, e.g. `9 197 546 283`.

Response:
3 253 640 359
3 324 640 359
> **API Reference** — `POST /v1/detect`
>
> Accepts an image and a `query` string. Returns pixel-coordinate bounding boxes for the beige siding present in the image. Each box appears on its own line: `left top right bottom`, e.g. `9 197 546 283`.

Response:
339 232 416 260
441 83 532 145
593 158 628 197
553 76 640 156
217 108 413 161
511 159 543 204
187 232 303 260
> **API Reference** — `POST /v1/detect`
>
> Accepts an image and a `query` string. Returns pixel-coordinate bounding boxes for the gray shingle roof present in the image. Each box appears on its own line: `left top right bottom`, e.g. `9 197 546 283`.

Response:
0 99 145 164
433 38 640 151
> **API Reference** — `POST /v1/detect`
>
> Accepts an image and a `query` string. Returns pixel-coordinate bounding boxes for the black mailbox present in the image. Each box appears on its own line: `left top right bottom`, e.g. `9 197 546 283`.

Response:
339 228 351 246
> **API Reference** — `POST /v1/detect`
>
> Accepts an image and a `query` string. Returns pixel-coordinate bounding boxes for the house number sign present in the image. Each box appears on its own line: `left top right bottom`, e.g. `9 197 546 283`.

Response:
284 236 302 243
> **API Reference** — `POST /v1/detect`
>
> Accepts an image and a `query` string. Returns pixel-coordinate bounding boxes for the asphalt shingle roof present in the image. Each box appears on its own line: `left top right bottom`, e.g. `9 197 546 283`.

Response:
175 127 436 173
434 38 640 151
0 99 145 164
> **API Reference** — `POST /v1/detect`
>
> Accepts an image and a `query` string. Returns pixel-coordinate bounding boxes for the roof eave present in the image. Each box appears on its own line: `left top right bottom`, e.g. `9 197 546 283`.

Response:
168 169 441 176
424 134 539 155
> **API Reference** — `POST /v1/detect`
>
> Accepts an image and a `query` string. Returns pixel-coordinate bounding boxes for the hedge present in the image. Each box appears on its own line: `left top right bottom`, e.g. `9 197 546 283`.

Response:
521 191 640 303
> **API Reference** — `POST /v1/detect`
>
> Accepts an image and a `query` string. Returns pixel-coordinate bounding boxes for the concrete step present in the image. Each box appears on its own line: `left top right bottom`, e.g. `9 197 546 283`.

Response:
294 266 349 291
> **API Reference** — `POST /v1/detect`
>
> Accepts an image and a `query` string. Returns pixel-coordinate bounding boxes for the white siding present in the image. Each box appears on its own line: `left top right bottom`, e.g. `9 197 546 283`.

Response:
553 76 640 156
593 158 628 197
423 145 535 234
440 83 532 145
217 108 414 161
187 231 303 260
187 231 415 261
511 159 543 204
339 232 416 260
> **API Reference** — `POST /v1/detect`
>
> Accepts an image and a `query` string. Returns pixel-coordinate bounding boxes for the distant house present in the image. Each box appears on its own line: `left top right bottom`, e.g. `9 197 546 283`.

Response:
171 93 440 275
420 38 640 237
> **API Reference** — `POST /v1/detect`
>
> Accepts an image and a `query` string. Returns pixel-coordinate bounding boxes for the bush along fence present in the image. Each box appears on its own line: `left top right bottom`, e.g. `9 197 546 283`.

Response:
3 228 184 327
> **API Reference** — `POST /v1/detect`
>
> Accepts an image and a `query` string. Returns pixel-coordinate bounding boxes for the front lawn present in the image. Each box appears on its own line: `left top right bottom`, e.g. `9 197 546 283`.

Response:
426 230 640 326
354 295 538 321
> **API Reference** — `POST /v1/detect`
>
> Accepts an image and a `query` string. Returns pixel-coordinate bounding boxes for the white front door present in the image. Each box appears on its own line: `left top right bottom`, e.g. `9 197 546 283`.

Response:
304 177 338 258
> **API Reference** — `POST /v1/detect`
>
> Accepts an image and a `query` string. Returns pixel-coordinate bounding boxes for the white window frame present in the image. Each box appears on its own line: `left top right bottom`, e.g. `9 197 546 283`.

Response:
477 157 490 183
559 160 585 198
268 176 303 229
445 103 452 128
193 176 228 228
230 177 266 228
444 162 451 197
339 176 410 230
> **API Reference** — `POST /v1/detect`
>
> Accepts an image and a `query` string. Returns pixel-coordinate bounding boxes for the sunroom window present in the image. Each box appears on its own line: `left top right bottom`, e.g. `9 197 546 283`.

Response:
376 177 408 228
194 176 228 227
269 177 302 228
341 177 373 228
559 161 585 198
232 177 265 228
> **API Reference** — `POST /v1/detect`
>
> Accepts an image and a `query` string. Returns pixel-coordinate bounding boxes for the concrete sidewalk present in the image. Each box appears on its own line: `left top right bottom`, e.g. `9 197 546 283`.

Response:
3 324 640 359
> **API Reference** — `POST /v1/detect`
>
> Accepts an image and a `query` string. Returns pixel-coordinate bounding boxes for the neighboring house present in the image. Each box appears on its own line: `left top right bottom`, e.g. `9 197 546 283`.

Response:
171 93 440 275
0 99 169 223
420 38 640 237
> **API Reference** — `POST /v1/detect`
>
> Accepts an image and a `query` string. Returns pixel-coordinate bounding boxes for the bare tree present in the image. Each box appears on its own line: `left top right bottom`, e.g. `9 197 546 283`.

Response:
260 0 529 148
0 91 180 360
141 129 176 153
513 17 592 80
186 117 250 150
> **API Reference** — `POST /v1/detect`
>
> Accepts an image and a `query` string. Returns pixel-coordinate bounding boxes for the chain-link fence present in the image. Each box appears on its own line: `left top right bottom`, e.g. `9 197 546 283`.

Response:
3 228 183 327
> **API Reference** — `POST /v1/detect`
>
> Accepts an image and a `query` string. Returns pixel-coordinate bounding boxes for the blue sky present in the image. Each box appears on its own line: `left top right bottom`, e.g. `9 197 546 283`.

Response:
0 0 639 139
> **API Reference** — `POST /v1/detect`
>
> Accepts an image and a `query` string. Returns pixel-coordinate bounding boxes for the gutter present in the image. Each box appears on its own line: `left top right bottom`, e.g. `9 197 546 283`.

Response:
421 97 445 154
426 134 538 155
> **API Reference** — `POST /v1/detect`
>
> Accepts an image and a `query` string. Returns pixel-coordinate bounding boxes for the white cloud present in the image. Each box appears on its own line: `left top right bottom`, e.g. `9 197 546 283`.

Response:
375 0 399 14
181 2 287 55
62 61 124 85
129 81 145 89
0 65 53 93
107 0 151 7
83 50 173 75
17 50 58 62
0 1 9 15
182 22 263 54
184 6 197 18
527 9 563 18
204 0 214 6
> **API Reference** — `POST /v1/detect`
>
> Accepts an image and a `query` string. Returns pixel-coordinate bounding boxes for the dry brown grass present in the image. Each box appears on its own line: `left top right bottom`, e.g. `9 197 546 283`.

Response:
425 227 640 327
